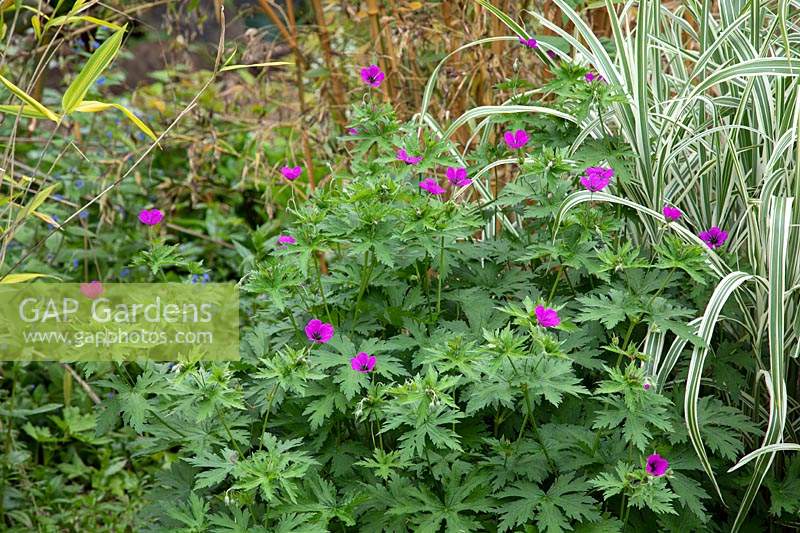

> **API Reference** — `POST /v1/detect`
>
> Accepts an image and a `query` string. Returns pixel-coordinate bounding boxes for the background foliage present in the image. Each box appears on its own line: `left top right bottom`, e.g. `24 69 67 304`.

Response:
1 0 800 531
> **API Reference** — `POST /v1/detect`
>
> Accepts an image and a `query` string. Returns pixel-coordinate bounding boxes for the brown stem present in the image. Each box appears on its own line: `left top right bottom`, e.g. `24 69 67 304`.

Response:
365 0 392 102
309 0 347 126
61 364 101 405
255 0 316 189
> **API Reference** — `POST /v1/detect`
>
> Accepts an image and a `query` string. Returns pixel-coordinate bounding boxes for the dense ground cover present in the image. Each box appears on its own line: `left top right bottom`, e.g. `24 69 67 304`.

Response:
2 0 800 531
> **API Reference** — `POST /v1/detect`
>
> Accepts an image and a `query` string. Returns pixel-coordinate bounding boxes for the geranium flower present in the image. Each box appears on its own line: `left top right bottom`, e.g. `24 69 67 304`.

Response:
663 205 682 222
348 128 359 135
396 148 423 165
305 319 334 344
281 166 302 180
138 208 163 226
278 235 296 245
547 50 558 59
585 72 604 82
645 453 669 477
504 129 529 150
446 167 471 187
360 64 385 88
535 305 560 328
419 178 446 195
351 352 376 373
699 226 728 249
519 37 538 48
580 166 614 192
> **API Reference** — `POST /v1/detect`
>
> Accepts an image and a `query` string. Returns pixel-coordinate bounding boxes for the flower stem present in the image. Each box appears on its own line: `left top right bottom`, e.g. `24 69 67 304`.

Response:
314 252 332 324
523 387 554 469
258 382 279 451
547 267 564 305
215 404 244 459
436 236 444 316
353 250 373 321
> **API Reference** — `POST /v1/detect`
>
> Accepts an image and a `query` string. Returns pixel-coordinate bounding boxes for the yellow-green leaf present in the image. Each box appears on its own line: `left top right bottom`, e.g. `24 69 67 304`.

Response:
31 210 59 228
219 61 292 72
14 183 59 226
31 14 41 40
44 15 123 32
0 75 60 121
0 273 60 284
0 104 49 119
73 100 157 141
61 25 126 114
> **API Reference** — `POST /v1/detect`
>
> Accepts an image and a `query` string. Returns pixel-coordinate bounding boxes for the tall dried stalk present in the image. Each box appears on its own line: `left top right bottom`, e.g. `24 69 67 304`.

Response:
310 0 347 127
365 0 393 102
255 0 316 188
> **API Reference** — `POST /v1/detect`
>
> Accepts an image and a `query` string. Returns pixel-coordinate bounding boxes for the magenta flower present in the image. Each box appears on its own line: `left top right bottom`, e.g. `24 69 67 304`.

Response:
360 64 385 88
585 72 604 82
643 382 651 390
278 235 296 245
580 166 614 192
699 226 728 249
351 352 376 373
547 50 558 59
446 167 471 187
138 208 163 226
535 305 560 328
396 148 423 165
281 166 302 181
419 178 446 195
663 205 682 222
305 319 334 344
645 454 669 477
348 128 359 135
503 129 529 150
519 37 538 48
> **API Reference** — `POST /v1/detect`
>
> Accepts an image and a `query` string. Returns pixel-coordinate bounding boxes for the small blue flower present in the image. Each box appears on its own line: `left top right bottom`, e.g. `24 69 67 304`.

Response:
136 132 145 141
191 274 199 284
96 76 106 86
106 131 113 139
75 179 84 189
119 267 130 278
72 258 79 269
53 194 64 201
202 273 210 284
79 210 89 220
90 40 100 50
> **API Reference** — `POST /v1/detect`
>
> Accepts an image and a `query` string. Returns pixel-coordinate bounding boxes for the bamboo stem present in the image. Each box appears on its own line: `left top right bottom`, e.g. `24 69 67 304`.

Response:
256 0 316 188
309 0 347 126
365 0 392 102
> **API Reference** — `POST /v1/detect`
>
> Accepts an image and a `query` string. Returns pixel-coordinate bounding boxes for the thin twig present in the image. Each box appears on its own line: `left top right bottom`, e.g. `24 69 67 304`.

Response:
61 363 101 405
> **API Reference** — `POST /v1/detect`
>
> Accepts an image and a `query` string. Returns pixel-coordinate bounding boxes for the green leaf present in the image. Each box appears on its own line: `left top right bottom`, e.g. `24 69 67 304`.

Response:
185 448 237 489
61 25 126 113
13 183 59 227
0 104 49 119
0 74 59 121
668 472 710 521
497 475 599 533
73 100 157 140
